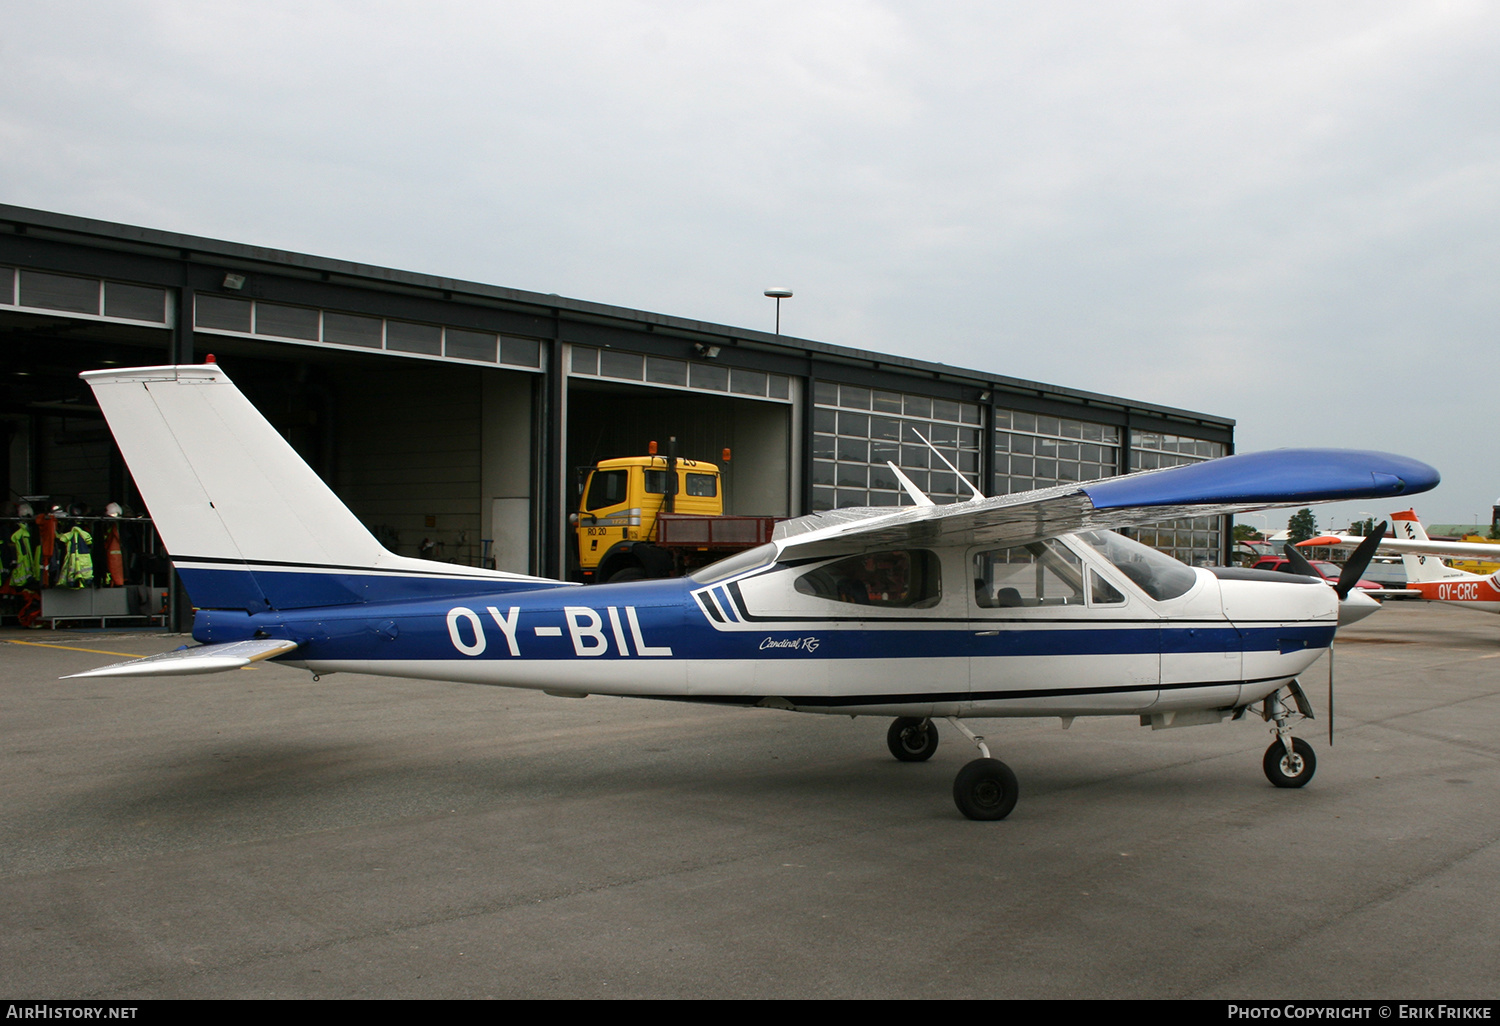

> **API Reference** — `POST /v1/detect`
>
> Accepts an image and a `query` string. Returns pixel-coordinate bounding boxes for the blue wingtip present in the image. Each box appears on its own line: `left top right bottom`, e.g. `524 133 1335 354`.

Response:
1082 449 1440 510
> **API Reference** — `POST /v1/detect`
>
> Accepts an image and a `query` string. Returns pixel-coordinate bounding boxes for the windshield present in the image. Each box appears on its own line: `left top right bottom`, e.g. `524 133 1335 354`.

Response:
1074 530 1199 601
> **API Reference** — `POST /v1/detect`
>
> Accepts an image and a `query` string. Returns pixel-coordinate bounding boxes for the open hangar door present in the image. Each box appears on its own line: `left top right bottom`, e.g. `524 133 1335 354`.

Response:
566 378 791 519
192 339 536 575
0 312 182 625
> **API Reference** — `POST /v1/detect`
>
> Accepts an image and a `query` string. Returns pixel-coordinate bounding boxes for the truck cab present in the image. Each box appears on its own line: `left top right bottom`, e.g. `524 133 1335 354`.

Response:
574 455 724 582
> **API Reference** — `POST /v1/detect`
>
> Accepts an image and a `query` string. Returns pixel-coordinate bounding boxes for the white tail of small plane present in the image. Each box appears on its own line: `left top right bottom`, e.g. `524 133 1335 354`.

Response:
1390 509 1467 584
84 364 559 612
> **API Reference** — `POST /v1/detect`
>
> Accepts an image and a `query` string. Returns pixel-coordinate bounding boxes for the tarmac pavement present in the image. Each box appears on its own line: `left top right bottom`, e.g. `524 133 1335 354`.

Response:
1 600 1497 999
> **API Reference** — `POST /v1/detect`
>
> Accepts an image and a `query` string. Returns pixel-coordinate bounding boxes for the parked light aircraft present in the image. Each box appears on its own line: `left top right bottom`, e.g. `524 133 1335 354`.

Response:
71 364 1440 819
1303 511 1500 615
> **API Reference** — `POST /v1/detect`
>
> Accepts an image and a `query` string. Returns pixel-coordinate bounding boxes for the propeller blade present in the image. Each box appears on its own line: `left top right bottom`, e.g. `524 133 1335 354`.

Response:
1335 521 1388 599
1280 543 1322 579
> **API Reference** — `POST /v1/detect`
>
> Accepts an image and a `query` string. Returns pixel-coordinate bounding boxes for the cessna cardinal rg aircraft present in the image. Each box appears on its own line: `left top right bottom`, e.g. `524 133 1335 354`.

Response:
71 364 1440 820
1304 511 1500 614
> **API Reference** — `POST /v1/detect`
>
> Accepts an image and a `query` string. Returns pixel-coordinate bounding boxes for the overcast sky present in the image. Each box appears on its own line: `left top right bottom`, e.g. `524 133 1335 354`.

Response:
4 1 1496 530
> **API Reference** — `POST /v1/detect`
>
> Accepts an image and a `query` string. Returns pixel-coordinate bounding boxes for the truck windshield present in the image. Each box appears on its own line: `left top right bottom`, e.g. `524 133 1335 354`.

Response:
585 470 627 511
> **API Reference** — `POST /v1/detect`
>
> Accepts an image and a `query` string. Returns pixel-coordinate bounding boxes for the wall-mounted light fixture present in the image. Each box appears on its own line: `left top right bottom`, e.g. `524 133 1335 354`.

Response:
693 343 721 359
222 273 246 291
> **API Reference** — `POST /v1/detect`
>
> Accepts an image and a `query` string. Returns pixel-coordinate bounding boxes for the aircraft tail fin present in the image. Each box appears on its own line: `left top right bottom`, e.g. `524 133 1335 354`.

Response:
83 364 561 612
1388 510 1464 584
1390 509 1430 542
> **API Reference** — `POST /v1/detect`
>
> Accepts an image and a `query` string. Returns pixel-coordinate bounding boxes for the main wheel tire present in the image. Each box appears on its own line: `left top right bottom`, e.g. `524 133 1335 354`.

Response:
886 717 939 762
1263 737 1317 788
953 758 1019 821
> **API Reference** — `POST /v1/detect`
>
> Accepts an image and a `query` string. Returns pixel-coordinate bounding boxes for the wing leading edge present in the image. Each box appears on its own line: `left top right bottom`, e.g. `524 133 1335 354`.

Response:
772 448 1439 558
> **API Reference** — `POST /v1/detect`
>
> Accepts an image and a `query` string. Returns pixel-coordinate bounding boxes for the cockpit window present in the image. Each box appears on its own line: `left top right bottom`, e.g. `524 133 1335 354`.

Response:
1074 530 1199 601
1089 569 1125 605
794 549 941 608
973 540 1086 608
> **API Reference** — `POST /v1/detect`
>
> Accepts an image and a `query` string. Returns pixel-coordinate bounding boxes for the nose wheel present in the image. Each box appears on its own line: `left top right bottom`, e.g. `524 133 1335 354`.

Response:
1263 737 1316 787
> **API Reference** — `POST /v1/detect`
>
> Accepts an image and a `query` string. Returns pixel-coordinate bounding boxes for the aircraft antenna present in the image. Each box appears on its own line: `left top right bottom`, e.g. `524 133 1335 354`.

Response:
886 462 935 507
910 429 985 500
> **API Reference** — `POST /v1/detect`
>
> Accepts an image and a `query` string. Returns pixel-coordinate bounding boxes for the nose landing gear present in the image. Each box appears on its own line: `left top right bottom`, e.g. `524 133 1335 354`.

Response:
1258 683 1317 788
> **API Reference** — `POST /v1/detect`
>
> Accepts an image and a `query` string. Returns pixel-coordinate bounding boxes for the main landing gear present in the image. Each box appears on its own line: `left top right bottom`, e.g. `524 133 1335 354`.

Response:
886 717 1019 821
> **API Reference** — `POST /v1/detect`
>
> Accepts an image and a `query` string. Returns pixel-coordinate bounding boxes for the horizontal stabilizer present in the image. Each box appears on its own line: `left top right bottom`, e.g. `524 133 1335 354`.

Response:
62 638 300 679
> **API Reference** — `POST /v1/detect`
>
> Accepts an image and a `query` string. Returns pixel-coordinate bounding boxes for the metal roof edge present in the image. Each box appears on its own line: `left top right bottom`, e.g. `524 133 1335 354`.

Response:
0 204 1233 429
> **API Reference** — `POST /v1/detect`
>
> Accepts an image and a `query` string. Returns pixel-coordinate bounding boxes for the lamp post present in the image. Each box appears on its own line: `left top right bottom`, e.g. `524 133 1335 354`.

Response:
764 288 792 335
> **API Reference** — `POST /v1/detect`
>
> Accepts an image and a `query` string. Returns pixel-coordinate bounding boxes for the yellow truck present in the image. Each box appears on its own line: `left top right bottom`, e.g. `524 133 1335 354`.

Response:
571 448 780 583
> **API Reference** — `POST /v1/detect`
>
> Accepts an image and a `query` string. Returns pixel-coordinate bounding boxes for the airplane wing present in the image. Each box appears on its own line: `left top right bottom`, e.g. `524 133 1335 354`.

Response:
61 638 300 679
1300 535 1500 560
773 449 1439 559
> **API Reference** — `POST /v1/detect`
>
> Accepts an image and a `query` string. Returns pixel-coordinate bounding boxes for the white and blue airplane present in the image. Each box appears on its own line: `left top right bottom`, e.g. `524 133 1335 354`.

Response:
71 363 1440 820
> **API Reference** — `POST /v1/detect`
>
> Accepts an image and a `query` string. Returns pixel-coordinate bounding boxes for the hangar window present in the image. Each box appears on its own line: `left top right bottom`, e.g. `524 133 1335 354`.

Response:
19 271 98 315
993 409 1119 494
6 269 169 326
196 295 252 332
446 328 497 362
103 282 166 322
690 363 729 391
189 296 544 371
569 345 791 403
387 321 441 356
1125 432 1226 567
731 369 767 396
324 312 383 348
500 336 541 367
812 381 980 511
646 356 688 386
600 350 643 380
255 302 319 340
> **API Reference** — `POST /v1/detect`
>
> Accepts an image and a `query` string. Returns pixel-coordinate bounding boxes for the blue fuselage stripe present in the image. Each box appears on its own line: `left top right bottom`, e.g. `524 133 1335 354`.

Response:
188 575 1334 664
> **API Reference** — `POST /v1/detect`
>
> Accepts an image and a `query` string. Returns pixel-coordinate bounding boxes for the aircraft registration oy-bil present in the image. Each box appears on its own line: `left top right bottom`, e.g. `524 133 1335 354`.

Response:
71 364 1441 820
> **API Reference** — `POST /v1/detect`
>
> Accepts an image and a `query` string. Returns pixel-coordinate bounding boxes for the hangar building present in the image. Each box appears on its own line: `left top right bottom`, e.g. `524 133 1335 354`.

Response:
0 205 1234 623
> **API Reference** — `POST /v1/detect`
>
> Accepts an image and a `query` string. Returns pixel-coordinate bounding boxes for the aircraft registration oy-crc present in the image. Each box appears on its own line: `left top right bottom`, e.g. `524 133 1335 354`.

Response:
71 363 1439 820
1302 511 1500 615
